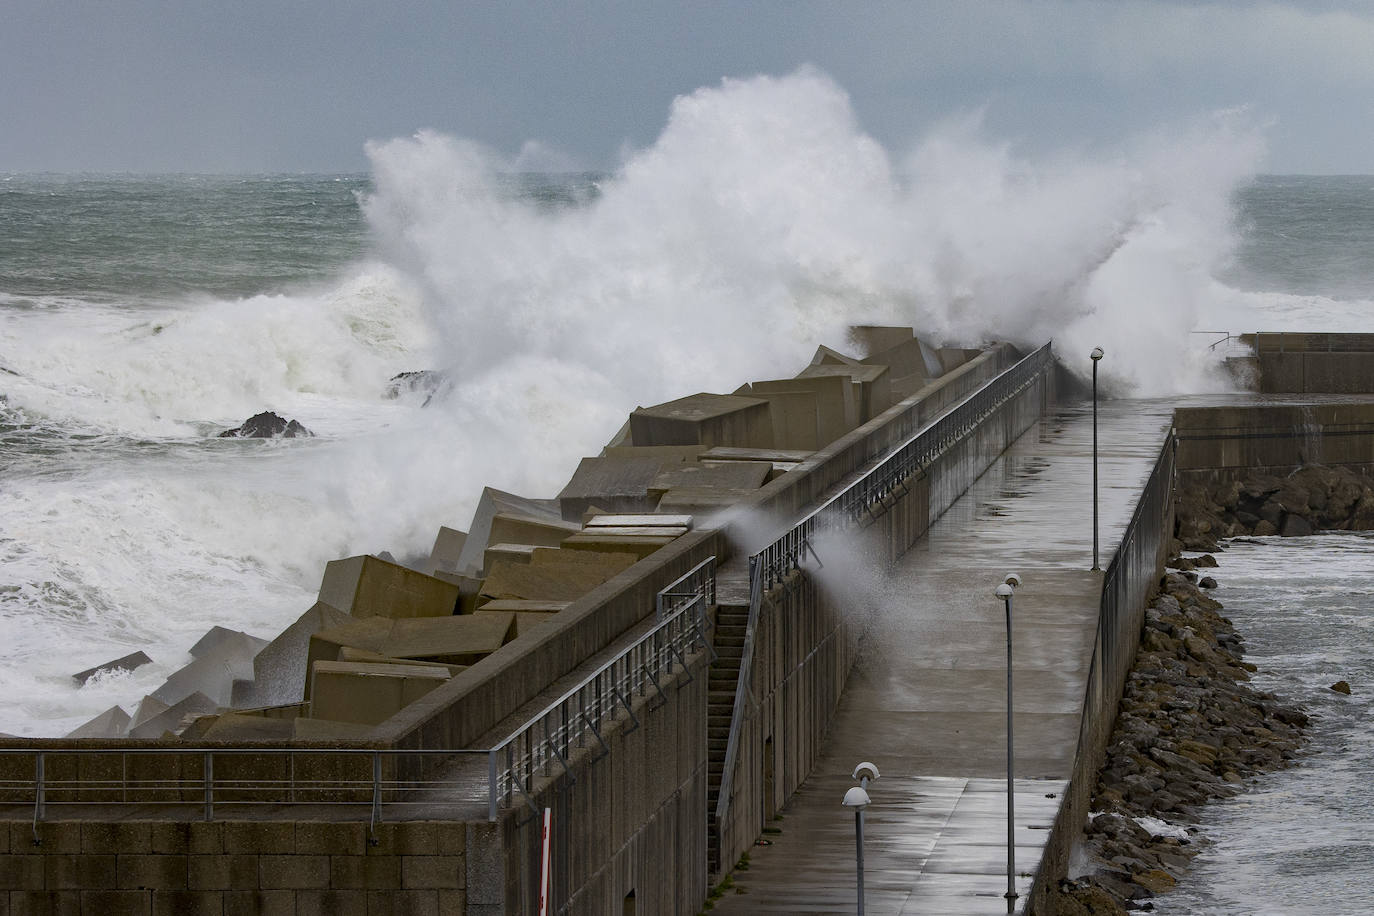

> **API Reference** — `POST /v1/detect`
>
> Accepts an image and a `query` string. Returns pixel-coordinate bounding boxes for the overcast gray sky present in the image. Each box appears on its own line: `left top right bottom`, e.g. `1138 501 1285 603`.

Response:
5 0 1374 174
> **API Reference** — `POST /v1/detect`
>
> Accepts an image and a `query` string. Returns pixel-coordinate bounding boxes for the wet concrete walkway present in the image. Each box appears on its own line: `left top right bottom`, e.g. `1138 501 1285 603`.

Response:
712 399 1175 915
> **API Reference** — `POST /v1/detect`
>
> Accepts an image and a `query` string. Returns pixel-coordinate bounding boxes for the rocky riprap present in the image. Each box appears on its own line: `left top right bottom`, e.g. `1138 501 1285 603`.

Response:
1176 464 1374 550
1048 570 1309 915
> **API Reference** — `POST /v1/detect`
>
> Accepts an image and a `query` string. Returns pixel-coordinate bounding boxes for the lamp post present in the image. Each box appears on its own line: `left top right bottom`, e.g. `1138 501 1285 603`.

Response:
842 784 871 916
996 573 1021 913
1090 347 1104 571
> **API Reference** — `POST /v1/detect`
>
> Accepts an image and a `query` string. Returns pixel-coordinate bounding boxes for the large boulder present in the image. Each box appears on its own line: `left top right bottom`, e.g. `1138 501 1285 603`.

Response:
218 412 313 438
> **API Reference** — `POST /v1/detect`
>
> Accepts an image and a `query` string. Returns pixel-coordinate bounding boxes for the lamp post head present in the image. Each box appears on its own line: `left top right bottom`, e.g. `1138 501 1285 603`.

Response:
995 583 1014 601
1090 346 1104 362
1003 573 1021 589
852 761 881 784
842 786 871 811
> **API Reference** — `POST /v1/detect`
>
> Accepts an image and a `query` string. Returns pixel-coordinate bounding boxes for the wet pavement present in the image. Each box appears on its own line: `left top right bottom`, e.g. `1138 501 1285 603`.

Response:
711 399 1176 915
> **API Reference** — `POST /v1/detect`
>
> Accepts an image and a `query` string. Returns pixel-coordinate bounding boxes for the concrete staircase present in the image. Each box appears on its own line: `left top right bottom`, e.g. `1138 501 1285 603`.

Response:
706 600 749 875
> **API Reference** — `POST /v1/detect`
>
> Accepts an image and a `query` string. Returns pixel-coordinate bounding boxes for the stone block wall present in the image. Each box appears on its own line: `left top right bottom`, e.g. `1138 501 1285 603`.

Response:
2 819 471 915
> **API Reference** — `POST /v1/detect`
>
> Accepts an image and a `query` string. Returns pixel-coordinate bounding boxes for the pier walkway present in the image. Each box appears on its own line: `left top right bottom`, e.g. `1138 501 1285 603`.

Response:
711 399 1175 914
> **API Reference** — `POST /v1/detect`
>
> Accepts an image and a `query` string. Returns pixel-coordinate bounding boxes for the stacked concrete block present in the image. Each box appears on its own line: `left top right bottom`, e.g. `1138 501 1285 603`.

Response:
150 629 267 708
699 446 812 478
425 525 468 576
602 444 707 463
306 612 515 687
733 385 821 450
475 599 571 638
318 554 461 620
128 692 218 739
453 487 564 577
647 461 770 497
797 362 892 424
749 374 856 447
847 325 916 357
309 661 451 727
860 333 944 385
937 346 982 373
64 706 132 738
556 455 668 522
481 549 637 601
628 392 773 449
230 601 353 709
70 651 152 686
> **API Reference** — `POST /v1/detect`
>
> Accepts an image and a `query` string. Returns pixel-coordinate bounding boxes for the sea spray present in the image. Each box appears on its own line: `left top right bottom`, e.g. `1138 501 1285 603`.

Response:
0 70 1287 734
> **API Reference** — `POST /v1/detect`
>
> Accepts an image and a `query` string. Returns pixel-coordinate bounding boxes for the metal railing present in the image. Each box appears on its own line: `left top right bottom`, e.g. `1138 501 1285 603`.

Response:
1078 431 1176 749
1 557 717 831
489 556 716 819
0 746 483 844
714 343 1055 823
750 343 1052 591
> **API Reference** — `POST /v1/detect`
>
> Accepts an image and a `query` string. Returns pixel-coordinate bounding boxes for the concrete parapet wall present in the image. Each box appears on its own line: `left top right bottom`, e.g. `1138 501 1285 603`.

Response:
1031 432 1177 913
488 646 709 916
0 818 470 914
1175 403 1374 478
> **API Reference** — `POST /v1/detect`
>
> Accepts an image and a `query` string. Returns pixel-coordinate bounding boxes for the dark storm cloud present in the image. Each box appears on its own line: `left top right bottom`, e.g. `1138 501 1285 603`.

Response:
3 0 1372 173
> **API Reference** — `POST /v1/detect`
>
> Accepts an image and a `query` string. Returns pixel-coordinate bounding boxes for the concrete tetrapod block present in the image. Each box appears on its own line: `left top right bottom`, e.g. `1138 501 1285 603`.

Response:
488 512 582 550
64 705 133 739
476 608 560 638
231 601 354 709
453 487 563 577
742 387 820 451
556 455 669 522
151 630 263 708
380 613 516 665
653 487 761 517
71 651 153 686
189 626 266 659
583 513 695 530
559 532 677 559
648 460 770 497
318 554 461 620
847 325 915 357
628 392 773 449
699 445 812 474
750 374 855 446
336 646 466 677
129 696 170 731
481 551 634 600
304 617 396 698
809 343 864 367
861 335 943 380
798 362 892 423
483 543 540 570
426 526 468 576
601 444 707 463
430 571 486 614
128 692 219 739
309 661 451 726
937 346 981 373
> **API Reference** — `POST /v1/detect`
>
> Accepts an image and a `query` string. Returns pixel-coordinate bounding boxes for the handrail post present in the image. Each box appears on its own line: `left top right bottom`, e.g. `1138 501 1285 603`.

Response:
32 752 45 845
370 751 383 841
488 750 499 822
203 752 213 822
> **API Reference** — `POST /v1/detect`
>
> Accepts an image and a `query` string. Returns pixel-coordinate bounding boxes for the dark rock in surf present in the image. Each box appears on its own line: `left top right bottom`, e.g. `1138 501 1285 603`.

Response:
384 370 450 406
72 651 153 686
1330 680 1352 695
218 412 313 439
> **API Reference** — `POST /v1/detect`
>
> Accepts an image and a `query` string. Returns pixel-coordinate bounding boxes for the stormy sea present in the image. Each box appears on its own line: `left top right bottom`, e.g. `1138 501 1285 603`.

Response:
1 70 1371 910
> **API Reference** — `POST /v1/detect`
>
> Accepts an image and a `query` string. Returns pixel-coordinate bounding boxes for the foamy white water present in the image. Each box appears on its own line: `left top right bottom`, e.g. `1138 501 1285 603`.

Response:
1157 533 1374 915
1 69 1370 735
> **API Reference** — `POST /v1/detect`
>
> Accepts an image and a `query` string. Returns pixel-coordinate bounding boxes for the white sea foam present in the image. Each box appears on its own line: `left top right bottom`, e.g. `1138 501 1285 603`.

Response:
0 68 1348 733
